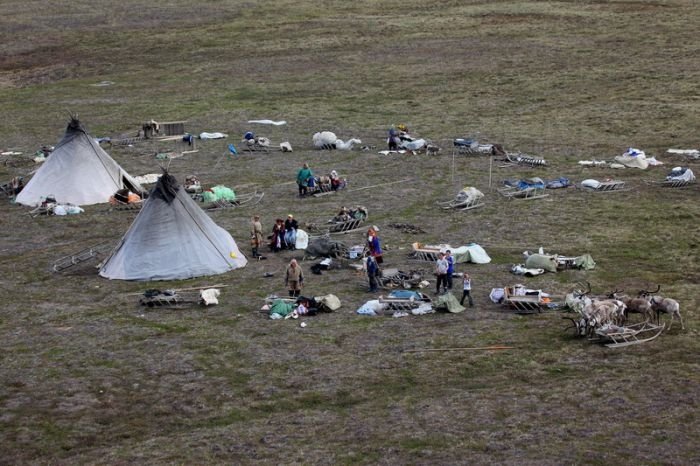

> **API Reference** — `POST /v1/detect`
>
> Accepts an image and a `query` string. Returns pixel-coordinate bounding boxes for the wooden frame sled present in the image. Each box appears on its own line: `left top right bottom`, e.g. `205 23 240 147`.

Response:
379 292 432 312
307 207 368 238
582 180 627 192
437 195 485 211
409 242 442 262
329 217 365 234
503 153 547 167
139 290 200 308
29 205 53 217
242 139 270 153
361 268 424 291
646 179 696 189
203 190 264 210
592 322 665 348
51 242 113 272
498 185 549 200
502 286 548 314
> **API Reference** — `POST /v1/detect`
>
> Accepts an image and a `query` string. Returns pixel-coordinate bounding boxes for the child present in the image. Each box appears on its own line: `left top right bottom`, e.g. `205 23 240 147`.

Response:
461 274 474 307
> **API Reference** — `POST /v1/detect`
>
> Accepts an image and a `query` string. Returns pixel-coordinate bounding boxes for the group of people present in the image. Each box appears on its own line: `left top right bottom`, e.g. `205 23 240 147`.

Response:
251 212 474 308
435 251 473 307
250 214 300 256
296 163 346 197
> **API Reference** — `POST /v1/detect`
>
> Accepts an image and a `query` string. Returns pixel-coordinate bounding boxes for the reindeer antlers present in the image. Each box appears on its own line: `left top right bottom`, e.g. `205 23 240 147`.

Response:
639 284 661 297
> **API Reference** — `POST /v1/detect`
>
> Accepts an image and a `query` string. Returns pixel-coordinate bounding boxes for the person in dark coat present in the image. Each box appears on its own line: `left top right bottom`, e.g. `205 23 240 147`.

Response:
366 255 381 292
269 218 285 252
284 214 298 250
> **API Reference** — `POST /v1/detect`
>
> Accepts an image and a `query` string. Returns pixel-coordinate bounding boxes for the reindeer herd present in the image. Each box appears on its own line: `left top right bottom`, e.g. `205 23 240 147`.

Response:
564 283 684 338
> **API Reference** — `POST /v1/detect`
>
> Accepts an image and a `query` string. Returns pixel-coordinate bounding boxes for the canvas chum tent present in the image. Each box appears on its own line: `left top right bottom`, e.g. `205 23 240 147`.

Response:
99 172 247 281
15 117 144 206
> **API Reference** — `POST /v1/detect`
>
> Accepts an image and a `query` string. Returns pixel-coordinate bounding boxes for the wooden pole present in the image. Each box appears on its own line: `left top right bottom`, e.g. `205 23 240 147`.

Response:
346 178 412 193
125 284 231 296
403 345 513 353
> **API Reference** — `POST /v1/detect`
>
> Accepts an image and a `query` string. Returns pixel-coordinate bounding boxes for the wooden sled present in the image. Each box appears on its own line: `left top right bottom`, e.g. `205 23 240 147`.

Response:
498 186 549 200
437 196 485 211
582 180 627 192
0 177 23 197
204 191 264 210
329 217 365 234
502 286 549 314
361 268 424 291
592 322 665 348
646 179 696 189
502 153 547 167
556 256 579 270
29 205 53 217
243 141 270 153
409 243 442 262
51 242 113 272
379 292 432 312
139 291 200 308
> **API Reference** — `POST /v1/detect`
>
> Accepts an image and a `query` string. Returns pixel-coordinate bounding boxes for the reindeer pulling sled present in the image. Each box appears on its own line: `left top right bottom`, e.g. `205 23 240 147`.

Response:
592 321 665 348
563 282 677 348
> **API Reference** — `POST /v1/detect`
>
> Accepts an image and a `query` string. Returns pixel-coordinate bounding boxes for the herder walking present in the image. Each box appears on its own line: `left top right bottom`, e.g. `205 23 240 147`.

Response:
250 215 264 259
285 259 304 297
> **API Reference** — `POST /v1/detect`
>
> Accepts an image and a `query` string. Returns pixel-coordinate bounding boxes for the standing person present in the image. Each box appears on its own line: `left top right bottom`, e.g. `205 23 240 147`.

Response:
445 250 455 291
387 127 400 151
270 219 285 252
296 163 313 197
366 255 380 293
284 214 298 250
285 259 304 297
435 252 449 295
250 215 264 258
367 226 383 264
460 273 474 307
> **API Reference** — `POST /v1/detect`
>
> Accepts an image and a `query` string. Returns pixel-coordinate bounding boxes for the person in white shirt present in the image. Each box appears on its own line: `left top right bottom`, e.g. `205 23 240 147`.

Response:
435 252 449 294
460 273 474 307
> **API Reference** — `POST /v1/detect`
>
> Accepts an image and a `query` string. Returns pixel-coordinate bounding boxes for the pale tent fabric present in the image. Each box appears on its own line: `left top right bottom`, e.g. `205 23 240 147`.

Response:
452 243 491 264
295 229 309 250
99 172 247 281
16 118 144 206
614 148 649 169
525 253 558 273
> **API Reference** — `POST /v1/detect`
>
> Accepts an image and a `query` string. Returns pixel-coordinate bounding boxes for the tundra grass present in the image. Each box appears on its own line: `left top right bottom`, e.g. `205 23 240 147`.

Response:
1 0 699 464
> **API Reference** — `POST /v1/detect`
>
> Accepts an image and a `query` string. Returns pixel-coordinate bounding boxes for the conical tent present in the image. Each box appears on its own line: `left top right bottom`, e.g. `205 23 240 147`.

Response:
15 117 144 206
99 172 247 281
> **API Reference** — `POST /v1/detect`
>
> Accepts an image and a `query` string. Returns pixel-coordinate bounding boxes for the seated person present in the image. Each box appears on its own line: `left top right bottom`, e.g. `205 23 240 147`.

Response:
110 189 141 205
333 206 351 223
329 170 346 190
184 175 201 193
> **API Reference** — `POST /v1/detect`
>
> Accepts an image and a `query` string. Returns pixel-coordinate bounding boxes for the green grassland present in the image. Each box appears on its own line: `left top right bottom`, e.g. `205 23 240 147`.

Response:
1 1 698 464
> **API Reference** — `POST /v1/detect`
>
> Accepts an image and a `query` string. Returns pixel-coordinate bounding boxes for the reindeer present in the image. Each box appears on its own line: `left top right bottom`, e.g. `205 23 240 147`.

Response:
639 286 684 331
564 282 626 337
608 288 654 324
